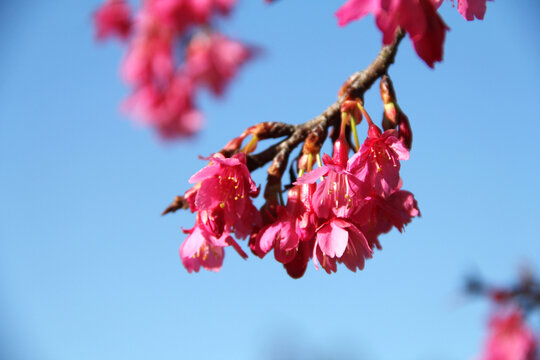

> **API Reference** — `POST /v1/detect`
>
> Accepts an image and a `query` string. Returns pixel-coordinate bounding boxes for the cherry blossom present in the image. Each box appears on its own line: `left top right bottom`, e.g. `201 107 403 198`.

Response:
478 307 538 360
93 0 132 41
336 0 449 67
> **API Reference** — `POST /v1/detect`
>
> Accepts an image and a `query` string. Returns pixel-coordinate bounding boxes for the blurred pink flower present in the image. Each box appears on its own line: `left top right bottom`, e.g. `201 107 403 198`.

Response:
121 14 174 85
148 0 236 30
478 307 538 360
123 73 203 138
187 32 253 96
93 0 132 41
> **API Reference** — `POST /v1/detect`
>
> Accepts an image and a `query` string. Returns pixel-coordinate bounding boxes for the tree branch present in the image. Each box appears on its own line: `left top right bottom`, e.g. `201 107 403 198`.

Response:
246 29 406 172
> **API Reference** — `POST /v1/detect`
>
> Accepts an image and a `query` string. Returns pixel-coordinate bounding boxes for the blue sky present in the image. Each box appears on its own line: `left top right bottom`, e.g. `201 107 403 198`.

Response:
1 1 539 359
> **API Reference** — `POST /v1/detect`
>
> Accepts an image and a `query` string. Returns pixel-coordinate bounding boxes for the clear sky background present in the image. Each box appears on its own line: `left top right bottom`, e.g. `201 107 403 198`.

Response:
1 1 539 359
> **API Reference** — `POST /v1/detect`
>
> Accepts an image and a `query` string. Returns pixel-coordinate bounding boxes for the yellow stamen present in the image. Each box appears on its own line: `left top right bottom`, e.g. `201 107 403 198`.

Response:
350 114 360 152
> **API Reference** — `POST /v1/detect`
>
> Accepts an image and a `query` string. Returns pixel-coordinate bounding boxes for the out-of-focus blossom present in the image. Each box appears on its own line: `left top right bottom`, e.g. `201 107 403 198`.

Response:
148 0 236 30
121 14 175 85
187 33 253 96
478 307 538 360
123 73 202 138
94 0 132 41
94 0 251 139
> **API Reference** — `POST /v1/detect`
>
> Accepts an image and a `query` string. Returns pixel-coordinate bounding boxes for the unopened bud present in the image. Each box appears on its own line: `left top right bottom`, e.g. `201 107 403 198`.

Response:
302 125 326 156
382 102 398 130
332 134 349 167
398 113 413 150
380 75 397 104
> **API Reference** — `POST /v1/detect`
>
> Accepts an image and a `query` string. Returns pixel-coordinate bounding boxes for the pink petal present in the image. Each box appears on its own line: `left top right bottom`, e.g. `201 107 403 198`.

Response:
316 221 349 258
458 0 488 21
335 0 380 27
295 166 329 185
188 163 220 184
194 177 222 210
259 223 280 253
180 226 205 258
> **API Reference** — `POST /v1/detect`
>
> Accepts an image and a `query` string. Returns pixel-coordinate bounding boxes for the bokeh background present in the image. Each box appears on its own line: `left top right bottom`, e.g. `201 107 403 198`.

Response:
1 1 539 359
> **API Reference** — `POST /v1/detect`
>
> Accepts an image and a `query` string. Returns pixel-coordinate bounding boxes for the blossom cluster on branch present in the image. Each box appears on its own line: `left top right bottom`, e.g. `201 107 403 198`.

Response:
170 73 420 277
95 0 493 277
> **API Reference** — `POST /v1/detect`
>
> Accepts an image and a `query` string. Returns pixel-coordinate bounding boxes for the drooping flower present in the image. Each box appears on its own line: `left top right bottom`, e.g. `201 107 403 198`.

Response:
355 189 420 249
478 307 538 360
180 224 224 273
348 125 409 198
93 0 133 41
258 184 317 263
186 32 253 96
336 0 449 68
295 153 365 220
313 218 373 274
188 152 260 238
180 211 247 273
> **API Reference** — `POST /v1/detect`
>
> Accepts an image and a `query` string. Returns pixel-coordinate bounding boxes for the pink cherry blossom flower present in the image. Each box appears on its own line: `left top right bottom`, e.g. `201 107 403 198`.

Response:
186 32 253 96
258 184 317 263
93 0 133 41
180 224 224 273
314 218 372 274
295 153 365 219
478 307 538 360
283 238 315 279
123 73 203 138
348 125 409 198
356 189 420 249
336 0 449 68
189 152 260 238
180 211 247 273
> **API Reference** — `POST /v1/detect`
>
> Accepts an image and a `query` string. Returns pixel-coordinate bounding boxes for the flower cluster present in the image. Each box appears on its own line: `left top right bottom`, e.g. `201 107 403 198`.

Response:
336 0 491 67
180 152 260 272
93 0 253 138
250 101 419 277
179 96 419 277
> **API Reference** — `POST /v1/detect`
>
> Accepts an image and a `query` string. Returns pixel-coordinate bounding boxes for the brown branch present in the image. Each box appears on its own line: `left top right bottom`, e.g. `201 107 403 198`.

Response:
246 29 406 172
162 196 190 215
